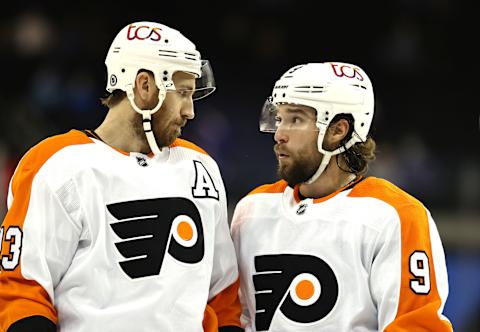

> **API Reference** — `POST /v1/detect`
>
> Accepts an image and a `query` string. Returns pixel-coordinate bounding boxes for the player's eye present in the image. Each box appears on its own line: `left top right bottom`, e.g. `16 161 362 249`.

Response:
177 89 193 97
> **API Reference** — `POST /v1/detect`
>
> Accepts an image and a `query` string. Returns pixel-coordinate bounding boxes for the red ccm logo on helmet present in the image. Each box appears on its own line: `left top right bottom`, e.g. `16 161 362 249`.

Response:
330 63 364 81
127 24 162 41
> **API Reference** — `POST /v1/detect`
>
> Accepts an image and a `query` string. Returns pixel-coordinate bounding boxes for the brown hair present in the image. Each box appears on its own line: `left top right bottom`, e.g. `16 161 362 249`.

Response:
331 114 376 175
100 89 127 108
343 137 376 175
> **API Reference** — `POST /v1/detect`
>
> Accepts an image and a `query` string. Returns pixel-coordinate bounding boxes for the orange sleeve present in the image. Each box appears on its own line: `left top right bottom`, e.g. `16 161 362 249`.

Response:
0 130 93 331
203 278 243 331
350 177 453 331
384 204 452 332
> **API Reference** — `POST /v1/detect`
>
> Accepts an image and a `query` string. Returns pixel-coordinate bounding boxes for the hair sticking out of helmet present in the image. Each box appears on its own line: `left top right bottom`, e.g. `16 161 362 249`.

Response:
260 62 375 183
104 21 216 155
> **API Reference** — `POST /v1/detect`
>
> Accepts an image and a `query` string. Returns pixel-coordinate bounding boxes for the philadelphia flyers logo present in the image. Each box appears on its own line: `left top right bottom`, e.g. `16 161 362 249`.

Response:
107 197 204 279
253 254 338 330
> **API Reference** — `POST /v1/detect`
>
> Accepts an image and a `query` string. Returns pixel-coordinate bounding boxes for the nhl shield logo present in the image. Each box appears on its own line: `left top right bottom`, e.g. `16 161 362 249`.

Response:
296 203 307 215
136 156 148 167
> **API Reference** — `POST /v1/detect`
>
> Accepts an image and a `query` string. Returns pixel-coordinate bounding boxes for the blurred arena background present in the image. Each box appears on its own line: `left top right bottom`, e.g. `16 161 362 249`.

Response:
1 1 478 330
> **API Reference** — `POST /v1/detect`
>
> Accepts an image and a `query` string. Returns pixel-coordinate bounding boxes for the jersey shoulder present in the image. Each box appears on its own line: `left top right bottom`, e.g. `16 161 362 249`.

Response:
233 180 288 217
20 129 92 161
170 138 219 167
247 180 288 196
170 138 226 187
11 130 94 194
350 177 423 206
170 138 209 156
17 129 93 171
349 176 428 226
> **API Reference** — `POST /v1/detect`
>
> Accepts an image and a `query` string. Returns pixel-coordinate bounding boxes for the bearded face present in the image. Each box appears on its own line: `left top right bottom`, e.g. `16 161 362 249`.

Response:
275 135 322 187
273 105 323 187
131 71 195 149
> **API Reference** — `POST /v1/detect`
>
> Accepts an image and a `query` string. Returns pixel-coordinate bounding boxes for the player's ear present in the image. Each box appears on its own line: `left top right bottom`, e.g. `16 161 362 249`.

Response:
325 119 350 148
134 71 153 102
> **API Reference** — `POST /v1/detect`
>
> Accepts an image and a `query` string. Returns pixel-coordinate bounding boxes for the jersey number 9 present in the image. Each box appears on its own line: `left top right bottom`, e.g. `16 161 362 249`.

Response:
409 250 431 295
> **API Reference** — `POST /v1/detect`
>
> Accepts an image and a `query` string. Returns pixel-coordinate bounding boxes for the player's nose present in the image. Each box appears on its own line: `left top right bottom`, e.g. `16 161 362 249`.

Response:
182 101 195 120
274 128 288 143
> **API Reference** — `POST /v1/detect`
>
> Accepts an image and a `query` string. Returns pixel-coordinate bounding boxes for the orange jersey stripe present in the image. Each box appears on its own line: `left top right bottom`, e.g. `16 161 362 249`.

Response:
247 180 288 196
349 177 452 331
203 278 242 330
170 138 209 156
203 304 219 332
0 130 94 330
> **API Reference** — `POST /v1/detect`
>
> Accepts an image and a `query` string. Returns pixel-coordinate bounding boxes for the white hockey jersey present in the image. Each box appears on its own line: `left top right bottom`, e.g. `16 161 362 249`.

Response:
0 129 241 332
231 177 453 332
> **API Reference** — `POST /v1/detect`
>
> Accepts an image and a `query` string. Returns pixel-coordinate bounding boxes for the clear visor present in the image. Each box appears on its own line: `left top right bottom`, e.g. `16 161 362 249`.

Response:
166 60 216 101
259 97 319 133
193 60 216 100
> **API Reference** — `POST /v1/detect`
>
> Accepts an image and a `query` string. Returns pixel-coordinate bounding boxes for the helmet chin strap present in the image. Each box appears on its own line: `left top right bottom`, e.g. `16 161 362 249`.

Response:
304 152 332 184
304 125 357 185
125 83 166 155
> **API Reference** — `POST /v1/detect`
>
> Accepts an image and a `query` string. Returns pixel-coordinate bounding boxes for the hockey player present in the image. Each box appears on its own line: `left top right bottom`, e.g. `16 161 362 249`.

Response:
0 21 242 332
230 62 453 331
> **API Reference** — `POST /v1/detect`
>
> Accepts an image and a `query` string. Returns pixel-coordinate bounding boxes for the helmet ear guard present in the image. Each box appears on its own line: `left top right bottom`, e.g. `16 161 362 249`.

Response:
261 62 375 183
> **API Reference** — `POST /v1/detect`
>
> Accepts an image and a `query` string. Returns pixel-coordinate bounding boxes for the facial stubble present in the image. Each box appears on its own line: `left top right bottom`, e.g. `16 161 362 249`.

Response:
131 111 179 151
277 145 322 187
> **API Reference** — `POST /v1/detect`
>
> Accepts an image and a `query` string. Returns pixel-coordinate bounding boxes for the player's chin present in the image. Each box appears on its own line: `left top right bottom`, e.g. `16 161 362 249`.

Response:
277 158 291 169
277 163 289 177
154 131 177 148
176 127 182 137
169 130 181 144
165 136 177 147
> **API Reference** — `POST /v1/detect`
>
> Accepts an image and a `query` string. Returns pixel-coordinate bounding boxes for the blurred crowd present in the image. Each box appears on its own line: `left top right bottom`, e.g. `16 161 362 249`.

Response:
0 2 478 330
1 3 478 215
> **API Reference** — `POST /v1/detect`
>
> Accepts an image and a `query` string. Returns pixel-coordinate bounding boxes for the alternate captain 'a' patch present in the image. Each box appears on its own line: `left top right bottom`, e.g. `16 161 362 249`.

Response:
192 160 219 200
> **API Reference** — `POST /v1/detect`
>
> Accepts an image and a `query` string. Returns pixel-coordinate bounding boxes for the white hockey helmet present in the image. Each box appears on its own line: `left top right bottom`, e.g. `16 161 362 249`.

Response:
260 62 374 183
104 21 216 154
